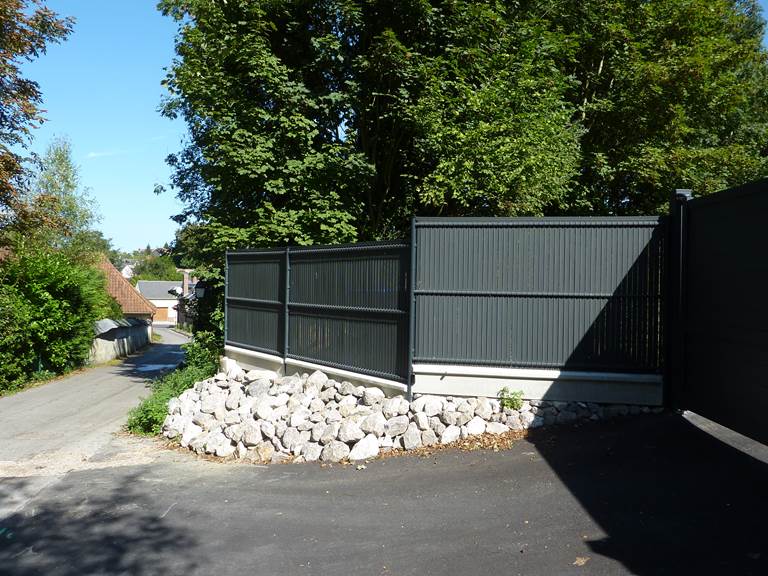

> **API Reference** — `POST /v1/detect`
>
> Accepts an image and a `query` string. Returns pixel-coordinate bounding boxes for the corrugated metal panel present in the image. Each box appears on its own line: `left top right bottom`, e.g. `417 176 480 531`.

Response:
226 303 283 356
413 217 666 372
290 243 407 310
289 312 408 381
225 250 285 356
226 242 410 382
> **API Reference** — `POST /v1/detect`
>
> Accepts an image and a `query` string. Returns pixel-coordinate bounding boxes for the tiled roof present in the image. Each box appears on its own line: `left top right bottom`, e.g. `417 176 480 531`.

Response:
97 257 156 317
136 280 183 300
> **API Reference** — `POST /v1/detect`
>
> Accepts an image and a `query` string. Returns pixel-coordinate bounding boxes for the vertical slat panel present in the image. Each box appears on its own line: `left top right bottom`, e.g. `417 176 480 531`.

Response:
413 217 667 372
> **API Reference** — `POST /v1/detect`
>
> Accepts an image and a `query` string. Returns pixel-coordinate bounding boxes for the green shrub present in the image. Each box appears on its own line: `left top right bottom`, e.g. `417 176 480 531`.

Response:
0 286 37 393
182 330 221 373
0 250 116 392
126 365 214 435
498 386 524 411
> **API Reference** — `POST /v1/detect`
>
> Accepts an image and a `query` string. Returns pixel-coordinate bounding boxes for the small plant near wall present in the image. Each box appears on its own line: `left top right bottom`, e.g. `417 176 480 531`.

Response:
498 387 524 411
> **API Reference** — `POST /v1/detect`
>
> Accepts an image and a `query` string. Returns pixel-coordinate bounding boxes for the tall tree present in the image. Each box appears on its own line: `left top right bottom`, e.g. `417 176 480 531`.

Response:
159 0 581 245
0 1 72 231
10 136 107 263
533 0 768 214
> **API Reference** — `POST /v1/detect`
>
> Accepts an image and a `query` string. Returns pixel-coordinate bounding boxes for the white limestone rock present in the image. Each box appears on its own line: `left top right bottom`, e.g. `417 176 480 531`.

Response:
385 415 409 437
338 420 365 444
360 412 387 437
403 422 422 450
302 442 323 462
440 425 461 444
465 416 487 436
363 387 385 406
321 440 350 463
349 434 380 461
485 422 510 435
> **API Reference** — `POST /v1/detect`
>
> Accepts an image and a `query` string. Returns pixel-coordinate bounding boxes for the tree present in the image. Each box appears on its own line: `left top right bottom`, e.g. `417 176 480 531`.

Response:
158 0 582 244
534 0 768 214
0 1 72 231
131 253 182 284
159 0 768 335
27 137 98 246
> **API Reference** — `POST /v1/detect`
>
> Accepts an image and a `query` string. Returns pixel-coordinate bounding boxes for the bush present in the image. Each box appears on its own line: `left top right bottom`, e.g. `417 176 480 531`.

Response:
182 330 221 373
0 286 37 393
0 250 116 392
126 365 214 435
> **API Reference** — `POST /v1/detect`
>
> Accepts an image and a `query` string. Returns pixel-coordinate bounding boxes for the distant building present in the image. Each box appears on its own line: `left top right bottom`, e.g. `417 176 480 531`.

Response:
136 280 183 325
120 264 134 279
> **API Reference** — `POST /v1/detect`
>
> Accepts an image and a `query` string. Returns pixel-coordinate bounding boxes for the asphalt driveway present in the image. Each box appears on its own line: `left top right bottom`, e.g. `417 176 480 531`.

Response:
1 408 767 575
0 327 188 515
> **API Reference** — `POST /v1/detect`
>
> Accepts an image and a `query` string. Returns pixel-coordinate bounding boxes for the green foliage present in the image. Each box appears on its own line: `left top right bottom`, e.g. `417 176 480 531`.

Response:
498 387 524 411
0 249 119 392
182 330 221 374
158 0 768 333
158 0 584 241
540 0 768 214
0 285 37 392
130 254 182 284
126 365 214 436
0 0 72 230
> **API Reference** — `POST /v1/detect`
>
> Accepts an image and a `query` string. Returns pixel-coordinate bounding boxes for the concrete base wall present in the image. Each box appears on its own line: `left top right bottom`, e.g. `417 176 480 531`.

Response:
89 325 151 364
413 365 663 406
223 346 407 394
223 345 663 405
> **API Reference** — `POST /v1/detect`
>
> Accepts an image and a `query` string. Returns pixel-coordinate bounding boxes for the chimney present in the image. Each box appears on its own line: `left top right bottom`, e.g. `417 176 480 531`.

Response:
182 270 190 296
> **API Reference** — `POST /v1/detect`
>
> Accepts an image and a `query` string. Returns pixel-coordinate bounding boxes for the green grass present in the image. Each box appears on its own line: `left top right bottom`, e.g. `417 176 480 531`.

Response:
126 365 214 436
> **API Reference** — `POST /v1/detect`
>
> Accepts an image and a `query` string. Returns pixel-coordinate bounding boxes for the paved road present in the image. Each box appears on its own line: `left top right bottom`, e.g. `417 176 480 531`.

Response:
1 405 766 575
0 327 188 515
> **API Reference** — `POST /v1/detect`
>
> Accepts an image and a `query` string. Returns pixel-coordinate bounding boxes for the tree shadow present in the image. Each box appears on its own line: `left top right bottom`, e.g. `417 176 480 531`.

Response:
529 218 768 574
0 470 198 575
526 414 768 575
112 342 186 381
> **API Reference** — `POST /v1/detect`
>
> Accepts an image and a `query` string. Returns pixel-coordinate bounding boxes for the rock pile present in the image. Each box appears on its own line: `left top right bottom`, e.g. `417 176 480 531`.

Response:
162 362 652 464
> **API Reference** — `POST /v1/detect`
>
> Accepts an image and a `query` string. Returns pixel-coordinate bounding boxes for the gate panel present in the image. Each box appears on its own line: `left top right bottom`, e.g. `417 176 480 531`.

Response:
682 180 768 443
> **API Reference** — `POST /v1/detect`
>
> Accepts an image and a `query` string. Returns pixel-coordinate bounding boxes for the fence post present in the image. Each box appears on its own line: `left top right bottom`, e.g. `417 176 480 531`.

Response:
406 218 417 401
224 251 229 347
665 189 692 409
283 247 291 362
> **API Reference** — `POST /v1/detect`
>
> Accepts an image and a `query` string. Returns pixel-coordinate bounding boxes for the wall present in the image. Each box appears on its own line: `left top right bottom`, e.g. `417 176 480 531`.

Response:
89 324 151 364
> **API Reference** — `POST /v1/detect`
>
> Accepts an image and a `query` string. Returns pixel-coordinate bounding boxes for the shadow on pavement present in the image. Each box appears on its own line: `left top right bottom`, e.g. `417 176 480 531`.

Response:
0 471 198 576
113 342 186 380
528 413 768 575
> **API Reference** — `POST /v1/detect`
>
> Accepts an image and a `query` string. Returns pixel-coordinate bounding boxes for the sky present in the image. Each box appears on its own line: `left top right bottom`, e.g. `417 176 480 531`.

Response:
21 1 187 252
18 1 768 252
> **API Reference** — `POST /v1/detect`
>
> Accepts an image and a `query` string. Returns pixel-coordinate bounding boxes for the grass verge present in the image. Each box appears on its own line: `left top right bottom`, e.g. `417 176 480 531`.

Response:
126 365 214 436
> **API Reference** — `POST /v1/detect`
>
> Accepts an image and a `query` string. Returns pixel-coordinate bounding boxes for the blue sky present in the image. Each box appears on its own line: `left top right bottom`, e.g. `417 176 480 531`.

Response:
19 1 768 252
21 1 187 252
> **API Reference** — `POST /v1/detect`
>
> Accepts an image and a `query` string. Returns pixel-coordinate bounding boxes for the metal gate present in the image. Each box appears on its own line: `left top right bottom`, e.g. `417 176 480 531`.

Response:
675 179 768 444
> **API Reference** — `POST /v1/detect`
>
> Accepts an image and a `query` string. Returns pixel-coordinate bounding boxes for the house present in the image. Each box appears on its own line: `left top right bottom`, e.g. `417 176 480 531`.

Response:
97 257 156 322
120 264 135 279
136 280 182 325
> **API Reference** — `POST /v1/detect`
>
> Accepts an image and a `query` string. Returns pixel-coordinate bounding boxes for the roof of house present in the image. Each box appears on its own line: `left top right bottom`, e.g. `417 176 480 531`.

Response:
97 257 156 317
135 280 183 300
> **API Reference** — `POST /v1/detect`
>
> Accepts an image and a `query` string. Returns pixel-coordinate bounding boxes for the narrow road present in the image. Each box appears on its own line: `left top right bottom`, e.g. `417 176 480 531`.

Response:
0 327 188 515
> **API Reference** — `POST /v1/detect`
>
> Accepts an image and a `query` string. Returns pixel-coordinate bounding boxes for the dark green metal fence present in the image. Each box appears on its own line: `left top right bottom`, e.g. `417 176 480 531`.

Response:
226 242 410 382
226 217 668 388
412 217 667 373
